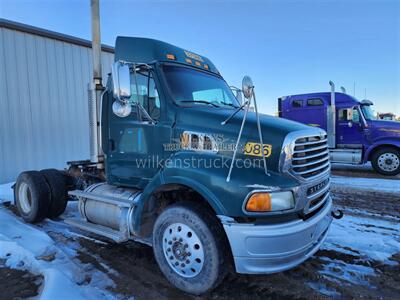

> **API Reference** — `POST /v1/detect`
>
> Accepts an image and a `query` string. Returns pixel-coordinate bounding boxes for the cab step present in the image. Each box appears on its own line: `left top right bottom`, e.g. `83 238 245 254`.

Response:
65 218 128 243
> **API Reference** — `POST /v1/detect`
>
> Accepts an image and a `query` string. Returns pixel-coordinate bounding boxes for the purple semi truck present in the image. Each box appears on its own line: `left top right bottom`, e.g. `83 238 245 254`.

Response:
278 81 400 176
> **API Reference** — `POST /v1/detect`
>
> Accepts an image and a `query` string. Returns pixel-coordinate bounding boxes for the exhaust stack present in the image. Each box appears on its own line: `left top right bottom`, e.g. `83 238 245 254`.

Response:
328 81 336 148
89 0 104 165
340 86 346 94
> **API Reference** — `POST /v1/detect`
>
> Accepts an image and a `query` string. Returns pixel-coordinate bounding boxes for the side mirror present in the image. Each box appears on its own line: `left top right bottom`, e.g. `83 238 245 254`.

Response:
111 61 131 102
242 76 254 99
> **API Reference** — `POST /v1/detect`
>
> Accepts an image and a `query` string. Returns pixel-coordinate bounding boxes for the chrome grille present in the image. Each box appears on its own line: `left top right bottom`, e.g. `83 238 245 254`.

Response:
291 134 330 179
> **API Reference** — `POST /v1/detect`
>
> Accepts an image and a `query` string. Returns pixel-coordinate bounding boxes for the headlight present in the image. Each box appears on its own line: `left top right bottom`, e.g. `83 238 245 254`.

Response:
245 191 294 212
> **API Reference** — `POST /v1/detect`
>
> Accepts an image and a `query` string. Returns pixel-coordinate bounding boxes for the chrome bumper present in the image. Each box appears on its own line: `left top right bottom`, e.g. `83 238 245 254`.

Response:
223 197 333 274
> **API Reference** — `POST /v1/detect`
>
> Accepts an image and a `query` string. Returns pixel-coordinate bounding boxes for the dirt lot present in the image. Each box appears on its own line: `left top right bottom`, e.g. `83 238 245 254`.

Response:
0 261 43 300
1 168 399 299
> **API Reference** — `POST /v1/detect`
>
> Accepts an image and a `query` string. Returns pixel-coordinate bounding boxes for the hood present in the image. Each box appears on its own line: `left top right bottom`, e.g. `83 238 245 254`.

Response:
174 106 317 171
369 119 400 139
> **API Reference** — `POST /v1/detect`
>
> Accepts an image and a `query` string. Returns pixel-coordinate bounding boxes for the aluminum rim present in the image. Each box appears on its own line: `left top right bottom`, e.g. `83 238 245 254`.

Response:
18 182 32 214
162 223 205 278
378 152 400 172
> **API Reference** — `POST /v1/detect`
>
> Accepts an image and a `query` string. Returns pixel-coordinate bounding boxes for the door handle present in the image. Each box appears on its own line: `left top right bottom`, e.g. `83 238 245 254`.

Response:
109 139 115 151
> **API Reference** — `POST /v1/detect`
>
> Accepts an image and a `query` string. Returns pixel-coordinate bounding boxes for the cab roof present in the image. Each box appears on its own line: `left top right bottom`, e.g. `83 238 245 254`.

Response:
115 37 219 74
281 92 361 106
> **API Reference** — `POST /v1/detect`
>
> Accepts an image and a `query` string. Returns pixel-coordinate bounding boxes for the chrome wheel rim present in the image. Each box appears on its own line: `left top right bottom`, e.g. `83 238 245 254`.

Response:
162 223 205 278
378 153 400 172
18 182 32 214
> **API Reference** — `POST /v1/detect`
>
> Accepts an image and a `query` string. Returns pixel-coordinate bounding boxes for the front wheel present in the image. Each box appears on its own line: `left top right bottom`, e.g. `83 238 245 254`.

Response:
371 147 400 176
152 202 228 295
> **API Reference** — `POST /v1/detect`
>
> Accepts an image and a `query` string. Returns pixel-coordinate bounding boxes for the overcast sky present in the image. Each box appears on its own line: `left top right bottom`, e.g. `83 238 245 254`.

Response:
1 0 399 115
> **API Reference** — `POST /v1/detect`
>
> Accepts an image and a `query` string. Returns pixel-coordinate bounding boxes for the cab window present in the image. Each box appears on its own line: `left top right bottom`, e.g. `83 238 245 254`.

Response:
292 100 303 108
307 98 324 106
352 108 360 123
129 70 160 121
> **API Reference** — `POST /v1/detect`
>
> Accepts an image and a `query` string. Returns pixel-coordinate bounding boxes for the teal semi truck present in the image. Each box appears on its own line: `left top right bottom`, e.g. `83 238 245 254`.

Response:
13 36 340 294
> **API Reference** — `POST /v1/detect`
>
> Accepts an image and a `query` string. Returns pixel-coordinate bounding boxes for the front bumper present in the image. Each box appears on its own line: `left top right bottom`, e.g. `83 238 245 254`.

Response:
223 197 333 274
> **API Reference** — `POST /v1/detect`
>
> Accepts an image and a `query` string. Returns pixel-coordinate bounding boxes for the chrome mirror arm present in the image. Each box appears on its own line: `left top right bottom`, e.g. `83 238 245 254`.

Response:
221 101 248 125
225 84 269 182
253 88 269 176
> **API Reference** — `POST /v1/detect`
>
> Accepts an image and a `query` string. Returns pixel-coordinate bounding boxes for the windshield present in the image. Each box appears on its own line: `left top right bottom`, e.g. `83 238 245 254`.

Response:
361 105 376 120
162 65 240 108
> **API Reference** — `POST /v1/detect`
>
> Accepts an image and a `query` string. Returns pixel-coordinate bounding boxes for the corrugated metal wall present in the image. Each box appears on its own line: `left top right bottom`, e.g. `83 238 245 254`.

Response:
0 22 114 183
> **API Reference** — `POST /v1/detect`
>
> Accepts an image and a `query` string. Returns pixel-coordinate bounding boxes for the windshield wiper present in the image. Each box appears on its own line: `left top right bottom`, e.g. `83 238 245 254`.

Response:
220 101 239 108
180 100 220 107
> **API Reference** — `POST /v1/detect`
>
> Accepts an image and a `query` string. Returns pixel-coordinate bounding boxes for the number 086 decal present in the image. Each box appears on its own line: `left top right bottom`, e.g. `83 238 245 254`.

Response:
243 142 272 157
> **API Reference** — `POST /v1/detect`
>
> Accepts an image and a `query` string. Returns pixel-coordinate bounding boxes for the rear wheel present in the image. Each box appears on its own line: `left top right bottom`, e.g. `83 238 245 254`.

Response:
371 147 400 176
40 169 68 218
152 202 228 295
15 171 51 223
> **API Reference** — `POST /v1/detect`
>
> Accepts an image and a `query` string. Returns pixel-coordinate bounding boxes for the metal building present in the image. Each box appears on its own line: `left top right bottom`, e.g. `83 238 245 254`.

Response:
0 19 115 183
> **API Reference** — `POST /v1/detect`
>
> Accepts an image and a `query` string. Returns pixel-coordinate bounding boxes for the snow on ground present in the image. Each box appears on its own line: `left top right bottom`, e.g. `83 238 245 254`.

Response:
325 213 400 262
0 182 14 204
0 188 116 300
316 208 400 290
330 176 400 193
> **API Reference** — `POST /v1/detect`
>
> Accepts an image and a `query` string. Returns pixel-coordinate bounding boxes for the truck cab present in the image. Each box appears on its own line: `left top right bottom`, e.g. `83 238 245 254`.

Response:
279 84 400 175
14 37 336 295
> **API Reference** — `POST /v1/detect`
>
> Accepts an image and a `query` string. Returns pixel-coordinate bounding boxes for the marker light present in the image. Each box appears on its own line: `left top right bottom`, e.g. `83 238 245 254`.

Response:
204 64 209 69
246 193 271 212
166 54 176 60
195 61 201 66
245 191 294 213
185 58 193 64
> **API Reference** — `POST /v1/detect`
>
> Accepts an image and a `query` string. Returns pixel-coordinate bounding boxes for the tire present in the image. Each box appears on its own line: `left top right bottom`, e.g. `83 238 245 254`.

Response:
153 202 229 295
40 169 68 218
371 147 400 176
15 171 51 223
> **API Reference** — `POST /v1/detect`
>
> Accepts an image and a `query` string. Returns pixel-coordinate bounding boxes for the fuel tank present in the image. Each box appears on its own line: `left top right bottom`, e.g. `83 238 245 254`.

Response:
78 182 141 232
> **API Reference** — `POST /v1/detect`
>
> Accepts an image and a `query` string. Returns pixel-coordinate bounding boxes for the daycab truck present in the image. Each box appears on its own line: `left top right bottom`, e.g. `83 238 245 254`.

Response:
279 81 400 176
13 36 339 295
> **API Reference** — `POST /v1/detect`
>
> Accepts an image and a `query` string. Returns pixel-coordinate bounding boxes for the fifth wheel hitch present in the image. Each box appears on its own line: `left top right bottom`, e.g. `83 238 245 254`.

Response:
331 209 344 219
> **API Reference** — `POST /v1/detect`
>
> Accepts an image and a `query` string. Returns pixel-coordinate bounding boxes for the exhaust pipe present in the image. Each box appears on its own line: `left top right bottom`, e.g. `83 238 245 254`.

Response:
89 0 104 166
328 81 336 148
340 86 346 94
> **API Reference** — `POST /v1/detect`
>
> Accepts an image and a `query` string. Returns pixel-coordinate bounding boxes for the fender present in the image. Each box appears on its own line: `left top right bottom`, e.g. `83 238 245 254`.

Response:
131 167 227 235
364 138 400 162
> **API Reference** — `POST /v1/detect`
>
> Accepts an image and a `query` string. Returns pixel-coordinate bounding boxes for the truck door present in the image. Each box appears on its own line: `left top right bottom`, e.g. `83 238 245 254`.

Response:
336 106 365 147
106 69 169 188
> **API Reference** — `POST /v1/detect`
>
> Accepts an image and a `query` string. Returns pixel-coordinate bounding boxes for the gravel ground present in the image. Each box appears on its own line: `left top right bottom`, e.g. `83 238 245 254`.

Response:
1 167 399 299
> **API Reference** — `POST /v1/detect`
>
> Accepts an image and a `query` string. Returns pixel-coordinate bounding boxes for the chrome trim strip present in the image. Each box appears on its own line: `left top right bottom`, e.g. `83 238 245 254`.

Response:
292 156 330 168
295 138 328 146
308 191 330 213
293 144 328 153
293 161 330 175
292 149 329 161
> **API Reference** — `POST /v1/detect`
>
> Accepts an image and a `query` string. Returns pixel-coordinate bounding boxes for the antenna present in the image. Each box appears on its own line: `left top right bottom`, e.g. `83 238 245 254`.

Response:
353 82 356 97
